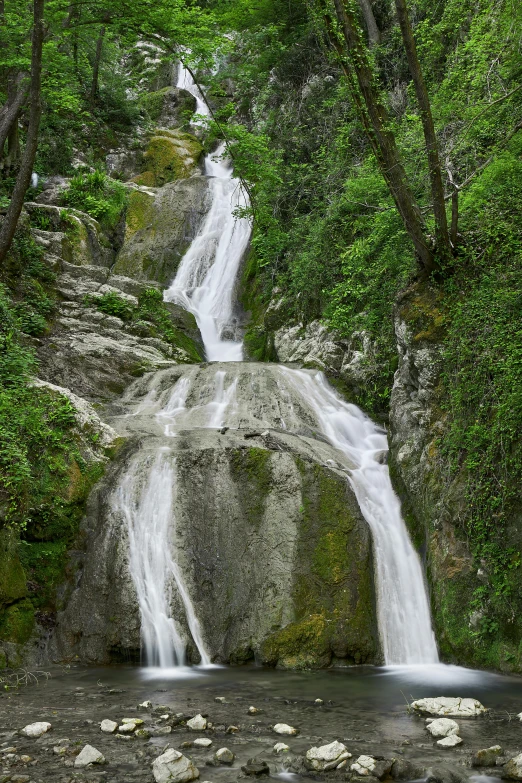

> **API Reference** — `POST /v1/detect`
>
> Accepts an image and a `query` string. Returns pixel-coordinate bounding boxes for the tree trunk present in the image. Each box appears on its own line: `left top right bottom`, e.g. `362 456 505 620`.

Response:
330 0 436 273
0 73 29 159
358 0 380 46
0 0 45 265
90 26 105 105
394 0 451 262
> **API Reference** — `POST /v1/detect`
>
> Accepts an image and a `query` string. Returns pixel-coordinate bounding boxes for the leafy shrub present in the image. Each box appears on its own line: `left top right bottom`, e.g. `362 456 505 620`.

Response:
85 290 134 321
61 170 127 230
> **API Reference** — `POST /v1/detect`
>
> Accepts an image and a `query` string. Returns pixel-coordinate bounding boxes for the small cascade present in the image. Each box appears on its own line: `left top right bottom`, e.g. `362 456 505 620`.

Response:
114 450 210 667
164 65 251 362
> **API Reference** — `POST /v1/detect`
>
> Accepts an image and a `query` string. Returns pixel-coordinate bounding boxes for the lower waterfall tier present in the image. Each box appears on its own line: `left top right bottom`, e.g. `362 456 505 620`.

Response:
53 363 382 668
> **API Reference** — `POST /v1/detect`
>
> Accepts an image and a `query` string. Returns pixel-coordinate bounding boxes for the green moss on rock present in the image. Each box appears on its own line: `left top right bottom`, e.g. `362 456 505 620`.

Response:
134 130 203 187
0 599 35 645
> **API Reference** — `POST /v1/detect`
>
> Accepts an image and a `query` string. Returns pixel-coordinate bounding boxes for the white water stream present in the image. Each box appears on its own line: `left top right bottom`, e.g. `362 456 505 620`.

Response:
122 60 439 668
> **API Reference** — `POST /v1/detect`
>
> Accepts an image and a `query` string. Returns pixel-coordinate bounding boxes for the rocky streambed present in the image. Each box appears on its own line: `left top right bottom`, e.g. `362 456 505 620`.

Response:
1 665 522 783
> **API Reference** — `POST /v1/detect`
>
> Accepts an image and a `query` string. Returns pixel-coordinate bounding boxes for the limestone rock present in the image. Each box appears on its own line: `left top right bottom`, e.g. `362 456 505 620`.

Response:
305 741 351 771
411 697 486 717
194 738 212 748
134 129 203 187
472 746 503 767
139 700 153 709
187 715 207 731
273 724 298 736
241 759 270 776
152 749 200 783
21 722 51 738
437 736 462 748
74 744 105 768
504 754 522 780
426 718 460 738
215 748 235 765
351 756 377 776
248 706 259 714
100 719 118 733
274 743 290 754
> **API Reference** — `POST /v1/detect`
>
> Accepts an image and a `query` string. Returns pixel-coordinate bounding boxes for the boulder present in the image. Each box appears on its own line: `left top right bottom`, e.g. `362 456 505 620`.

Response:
274 743 290 754
351 756 392 780
426 719 460 738
305 741 351 771
411 697 486 717
100 719 118 733
133 129 203 187
214 748 235 765
472 746 503 767
187 715 207 731
20 722 51 738
273 724 298 736
152 749 200 783
74 744 105 768
241 759 270 776
437 736 462 748
194 739 212 748
503 754 522 780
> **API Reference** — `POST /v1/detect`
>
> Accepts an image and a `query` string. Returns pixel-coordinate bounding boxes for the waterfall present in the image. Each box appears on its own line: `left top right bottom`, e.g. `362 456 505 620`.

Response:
279 368 439 665
119 58 439 669
114 450 210 667
164 63 251 362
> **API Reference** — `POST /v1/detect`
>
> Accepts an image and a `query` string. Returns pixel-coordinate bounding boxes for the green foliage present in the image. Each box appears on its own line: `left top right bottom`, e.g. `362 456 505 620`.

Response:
61 170 127 230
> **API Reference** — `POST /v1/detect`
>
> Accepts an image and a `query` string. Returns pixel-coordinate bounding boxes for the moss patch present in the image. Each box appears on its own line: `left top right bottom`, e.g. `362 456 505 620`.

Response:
230 447 272 527
0 599 35 645
134 130 203 187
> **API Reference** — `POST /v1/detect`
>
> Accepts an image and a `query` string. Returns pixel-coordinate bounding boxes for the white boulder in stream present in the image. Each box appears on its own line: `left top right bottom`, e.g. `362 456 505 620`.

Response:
425 718 460 738
74 744 105 768
21 722 51 738
153 749 200 783
187 714 207 730
100 719 118 733
504 753 522 780
411 697 486 716
306 741 351 771
437 735 463 748
351 756 377 776
273 723 298 735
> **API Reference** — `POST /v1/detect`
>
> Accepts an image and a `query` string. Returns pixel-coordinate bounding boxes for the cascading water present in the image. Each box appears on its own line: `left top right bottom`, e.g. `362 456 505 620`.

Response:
121 58 439 669
164 63 251 362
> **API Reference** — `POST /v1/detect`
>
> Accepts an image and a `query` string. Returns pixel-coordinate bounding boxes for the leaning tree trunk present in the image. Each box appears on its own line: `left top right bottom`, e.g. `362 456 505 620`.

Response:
0 74 29 159
90 26 105 105
330 0 436 273
358 0 380 46
0 0 45 265
394 0 451 262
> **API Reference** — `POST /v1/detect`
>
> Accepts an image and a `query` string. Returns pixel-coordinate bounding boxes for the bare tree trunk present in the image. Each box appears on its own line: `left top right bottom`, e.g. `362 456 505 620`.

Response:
0 73 29 159
358 0 380 46
330 0 436 273
394 0 451 261
90 26 105 105
0 0 45 265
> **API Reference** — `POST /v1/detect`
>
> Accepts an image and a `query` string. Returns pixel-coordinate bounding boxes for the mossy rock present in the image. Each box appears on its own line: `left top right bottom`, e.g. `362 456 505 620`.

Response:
0 530 27 609
140 86 196 127
134 130 203 187
0 599 35 645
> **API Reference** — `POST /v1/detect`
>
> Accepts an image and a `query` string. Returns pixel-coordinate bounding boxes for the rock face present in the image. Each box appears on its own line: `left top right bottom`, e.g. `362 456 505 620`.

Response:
113 178 211 284
133 129 203 187
53 363 381 668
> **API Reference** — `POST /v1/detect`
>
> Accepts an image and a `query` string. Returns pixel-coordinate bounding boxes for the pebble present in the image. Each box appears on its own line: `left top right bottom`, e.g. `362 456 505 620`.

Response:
74 744 105 768
20 722 51 738
273 723 298 736
226 725 239 733
215 747 235 765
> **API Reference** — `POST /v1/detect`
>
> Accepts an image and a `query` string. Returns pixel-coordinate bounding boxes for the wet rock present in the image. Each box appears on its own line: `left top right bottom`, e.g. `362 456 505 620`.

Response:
410 697 486 717
351 756 392 780
273 724 298 736
425 765 468 783
503 753 522 780
194 739 212 748
20 722 51 738
150 726 172 736
187 715 207 731
100 719 118 733
248 707 259 715
152 748 200 783
391 758 425 780
437 736 462 748
472 746 503 767
241 758 269 776
215 748 235 765
214 697 226 703
226 726 239 734
139 700 153 709
273 743 290 754
426 718 460 738
118 721 138 733
315 699 324 705
74 744 105 767
305 741 351 771
135 728 151 739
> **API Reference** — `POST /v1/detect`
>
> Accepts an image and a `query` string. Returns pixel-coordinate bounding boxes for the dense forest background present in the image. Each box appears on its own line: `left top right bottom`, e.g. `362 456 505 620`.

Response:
1 0 522 670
